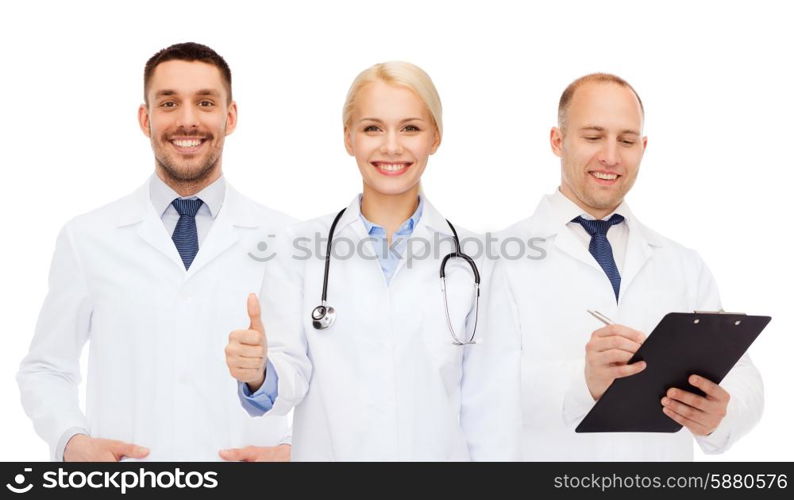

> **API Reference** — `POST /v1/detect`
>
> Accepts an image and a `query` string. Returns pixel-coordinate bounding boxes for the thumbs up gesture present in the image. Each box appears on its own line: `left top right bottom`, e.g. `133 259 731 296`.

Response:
225 293 268 392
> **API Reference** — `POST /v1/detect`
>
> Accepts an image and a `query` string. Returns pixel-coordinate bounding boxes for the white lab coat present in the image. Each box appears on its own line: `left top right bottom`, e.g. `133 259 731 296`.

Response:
18 176 294 461
258 195 522 461
489 193 763 461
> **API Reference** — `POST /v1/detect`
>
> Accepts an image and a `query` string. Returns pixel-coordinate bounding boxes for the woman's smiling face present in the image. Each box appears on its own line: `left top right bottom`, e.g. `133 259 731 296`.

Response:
345 80 440 197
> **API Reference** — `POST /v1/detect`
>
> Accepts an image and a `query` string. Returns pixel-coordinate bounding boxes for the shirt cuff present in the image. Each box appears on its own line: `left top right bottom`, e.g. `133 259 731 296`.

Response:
237 359 279 417
695 410 734 454
56 427 89 462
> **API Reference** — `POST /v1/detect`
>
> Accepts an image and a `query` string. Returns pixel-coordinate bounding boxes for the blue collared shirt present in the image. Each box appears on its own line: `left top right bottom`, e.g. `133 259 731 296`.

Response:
238 197 425 415
149 174 225 245
360 198 424 284
238 360 280 416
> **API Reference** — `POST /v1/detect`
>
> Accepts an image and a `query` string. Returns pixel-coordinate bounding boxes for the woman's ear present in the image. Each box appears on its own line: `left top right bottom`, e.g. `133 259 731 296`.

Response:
344 127 354 156
430 129 441 154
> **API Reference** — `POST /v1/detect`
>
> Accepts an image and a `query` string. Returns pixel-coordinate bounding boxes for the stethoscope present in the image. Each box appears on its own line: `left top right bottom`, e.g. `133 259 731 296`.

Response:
311 208 480 345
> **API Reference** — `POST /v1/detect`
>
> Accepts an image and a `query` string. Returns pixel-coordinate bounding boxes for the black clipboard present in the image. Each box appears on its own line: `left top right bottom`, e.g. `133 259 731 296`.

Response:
575 312 770 433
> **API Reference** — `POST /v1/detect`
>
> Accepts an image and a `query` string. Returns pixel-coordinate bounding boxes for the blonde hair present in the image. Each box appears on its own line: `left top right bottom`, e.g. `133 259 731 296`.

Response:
342 61 443 138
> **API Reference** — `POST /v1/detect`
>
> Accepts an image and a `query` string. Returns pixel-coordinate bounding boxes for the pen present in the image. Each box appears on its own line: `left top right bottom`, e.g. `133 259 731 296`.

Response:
587 310 614 326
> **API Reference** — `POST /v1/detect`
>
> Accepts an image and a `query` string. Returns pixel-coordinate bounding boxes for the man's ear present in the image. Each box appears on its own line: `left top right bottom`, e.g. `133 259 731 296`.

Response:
225 101 238 136
550 126 564 158
138 104 151 138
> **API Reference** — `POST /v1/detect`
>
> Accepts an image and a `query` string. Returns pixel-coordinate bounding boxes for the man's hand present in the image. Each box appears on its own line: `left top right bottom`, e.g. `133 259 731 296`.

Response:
585 324 647 400
661 374 730 436
225 293 268 392
64 434 149 462
219 444 291 462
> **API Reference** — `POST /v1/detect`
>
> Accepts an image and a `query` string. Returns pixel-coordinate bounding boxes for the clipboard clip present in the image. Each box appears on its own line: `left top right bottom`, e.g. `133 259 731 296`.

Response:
692 310 748 326
693 310 746 315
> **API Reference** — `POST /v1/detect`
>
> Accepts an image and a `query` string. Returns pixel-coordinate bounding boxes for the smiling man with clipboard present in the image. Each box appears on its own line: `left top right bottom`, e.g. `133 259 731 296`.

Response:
488 73 764 460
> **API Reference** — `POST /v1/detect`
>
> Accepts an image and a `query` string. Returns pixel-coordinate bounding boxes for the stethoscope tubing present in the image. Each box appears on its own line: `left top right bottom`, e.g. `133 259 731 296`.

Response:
312 206 480 345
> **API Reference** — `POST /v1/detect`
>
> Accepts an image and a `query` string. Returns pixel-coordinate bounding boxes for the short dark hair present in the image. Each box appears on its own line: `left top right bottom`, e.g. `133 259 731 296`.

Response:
143 42 232 104
558 73 644 130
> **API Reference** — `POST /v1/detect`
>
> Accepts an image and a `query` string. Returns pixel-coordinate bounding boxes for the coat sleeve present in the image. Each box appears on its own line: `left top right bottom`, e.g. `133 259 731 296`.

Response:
254 226 313 416
17 224 92 460
691 253 764 454
561 362 597 427
461 255 523 460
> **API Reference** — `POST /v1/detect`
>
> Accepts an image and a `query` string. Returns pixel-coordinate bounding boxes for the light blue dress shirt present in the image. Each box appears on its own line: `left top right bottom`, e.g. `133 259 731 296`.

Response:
149 174 225 245
238 197 424 415
360 197 424 284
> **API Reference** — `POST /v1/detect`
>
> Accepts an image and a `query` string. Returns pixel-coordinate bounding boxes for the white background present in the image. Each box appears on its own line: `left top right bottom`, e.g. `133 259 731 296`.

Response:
1 0 792 461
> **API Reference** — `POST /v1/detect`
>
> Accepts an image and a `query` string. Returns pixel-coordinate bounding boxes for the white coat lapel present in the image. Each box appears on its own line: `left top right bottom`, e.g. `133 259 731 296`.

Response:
137 213 186 271
528 196 602 272
185 184 256 278
619 214 662 300
335 195 370 243
418 198 454 239
118 180 186 271
331 196 388 283
553 225 602 272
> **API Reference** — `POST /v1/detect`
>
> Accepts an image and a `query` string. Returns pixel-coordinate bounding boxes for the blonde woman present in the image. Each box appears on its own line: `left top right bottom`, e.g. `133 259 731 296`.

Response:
225 62 520 461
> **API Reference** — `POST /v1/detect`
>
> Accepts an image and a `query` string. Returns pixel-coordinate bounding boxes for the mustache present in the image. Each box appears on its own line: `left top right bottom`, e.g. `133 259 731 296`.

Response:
162 127 214 140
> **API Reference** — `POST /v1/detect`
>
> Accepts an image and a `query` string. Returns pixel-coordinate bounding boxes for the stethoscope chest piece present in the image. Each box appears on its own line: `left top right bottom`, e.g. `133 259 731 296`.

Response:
312 302 336 330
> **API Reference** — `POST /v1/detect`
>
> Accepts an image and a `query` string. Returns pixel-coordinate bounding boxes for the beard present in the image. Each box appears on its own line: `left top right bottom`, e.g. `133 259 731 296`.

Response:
155 150 220 184
152 127 223 185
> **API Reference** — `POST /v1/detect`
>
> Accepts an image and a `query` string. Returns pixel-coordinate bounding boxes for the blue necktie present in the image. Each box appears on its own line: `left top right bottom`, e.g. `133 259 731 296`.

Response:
171 198 203 270
573 214 625 300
